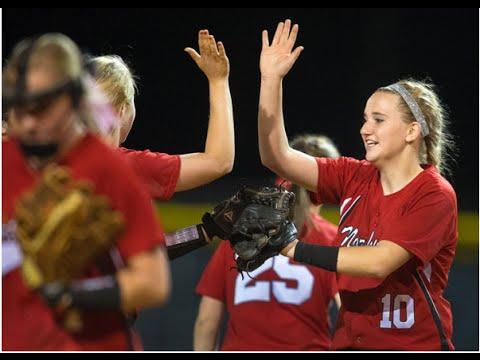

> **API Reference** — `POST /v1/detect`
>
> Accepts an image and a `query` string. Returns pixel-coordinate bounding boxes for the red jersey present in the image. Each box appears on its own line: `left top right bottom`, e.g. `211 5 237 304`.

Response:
196 214 338 351
310 157 457 350
117 147 180 201
2 135 165 351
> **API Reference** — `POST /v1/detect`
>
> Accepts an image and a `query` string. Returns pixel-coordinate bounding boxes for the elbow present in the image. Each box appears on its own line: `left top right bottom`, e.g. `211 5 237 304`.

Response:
260 152 290 179
219 158 234 176
145 261 172 306
369 259 394 279
211 157 234 179
260 153 281 174
152 276 171 305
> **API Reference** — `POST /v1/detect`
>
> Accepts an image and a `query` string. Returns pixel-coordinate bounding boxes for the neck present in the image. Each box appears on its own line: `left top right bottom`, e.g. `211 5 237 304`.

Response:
378 158 423 195
309 204 321 215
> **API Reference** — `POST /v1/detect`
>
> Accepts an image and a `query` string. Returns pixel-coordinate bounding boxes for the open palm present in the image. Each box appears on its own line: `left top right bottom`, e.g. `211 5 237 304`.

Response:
260 20 304 79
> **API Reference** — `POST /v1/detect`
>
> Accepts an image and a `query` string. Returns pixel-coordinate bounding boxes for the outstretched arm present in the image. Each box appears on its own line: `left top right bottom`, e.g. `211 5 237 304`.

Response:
177 30 234 192
282 239 412 279
258 20 318 192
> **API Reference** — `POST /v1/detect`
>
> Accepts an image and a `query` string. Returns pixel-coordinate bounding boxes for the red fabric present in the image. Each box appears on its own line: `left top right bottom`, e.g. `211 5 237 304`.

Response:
311 157 457 350
2 135 165 351
117 147 180 201
196 214 338 351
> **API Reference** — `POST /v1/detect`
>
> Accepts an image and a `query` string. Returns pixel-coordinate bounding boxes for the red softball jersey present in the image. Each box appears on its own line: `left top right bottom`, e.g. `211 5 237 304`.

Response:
117 147 180 201
2 134 166 351
196 214 338 351
310 157 457 351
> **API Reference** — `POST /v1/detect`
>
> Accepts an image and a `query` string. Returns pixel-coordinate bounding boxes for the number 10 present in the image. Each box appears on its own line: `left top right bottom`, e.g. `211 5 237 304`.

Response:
380 294 415 329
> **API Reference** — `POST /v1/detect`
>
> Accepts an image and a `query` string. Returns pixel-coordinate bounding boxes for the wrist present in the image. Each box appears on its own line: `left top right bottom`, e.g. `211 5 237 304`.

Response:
281 239 298 257
260 74 283 83
207 77 229 86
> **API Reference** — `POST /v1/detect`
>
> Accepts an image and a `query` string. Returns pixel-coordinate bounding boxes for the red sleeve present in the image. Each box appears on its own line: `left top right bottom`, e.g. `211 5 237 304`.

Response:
195 241 228 302
381 191 457 265
118 148 180 201
99 152 166 260
309 157 368 205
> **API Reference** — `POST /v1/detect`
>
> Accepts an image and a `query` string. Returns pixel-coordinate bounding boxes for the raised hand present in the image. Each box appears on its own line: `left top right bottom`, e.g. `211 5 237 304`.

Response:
185 30 229 81
260 19 304 80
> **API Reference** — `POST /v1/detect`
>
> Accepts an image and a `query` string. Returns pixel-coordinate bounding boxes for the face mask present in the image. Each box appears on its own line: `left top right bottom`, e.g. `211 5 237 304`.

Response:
19 142 59 158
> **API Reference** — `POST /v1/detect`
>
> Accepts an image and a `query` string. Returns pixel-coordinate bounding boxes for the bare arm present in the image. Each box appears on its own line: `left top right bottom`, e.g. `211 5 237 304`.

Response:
194 296 225 351
258 20 318 192
177 30 234 192
282 239 412 279
117 247 171 313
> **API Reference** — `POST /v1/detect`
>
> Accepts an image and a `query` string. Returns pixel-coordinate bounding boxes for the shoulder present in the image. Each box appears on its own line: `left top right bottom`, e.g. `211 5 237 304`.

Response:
117 147 179 166
68 135 140 187
414 165 457 207
394 166 457 222
316 156 377 178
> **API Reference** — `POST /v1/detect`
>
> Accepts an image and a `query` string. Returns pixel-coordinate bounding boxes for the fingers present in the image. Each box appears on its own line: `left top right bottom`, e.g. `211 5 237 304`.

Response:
198 29 210 57
262 30 269 50
269 19 300 51
291 46 304 62
184 47 201 63
272 21 284 45
280 19 291 43
217 41 227 58
287 24 299 52
208 34 219 56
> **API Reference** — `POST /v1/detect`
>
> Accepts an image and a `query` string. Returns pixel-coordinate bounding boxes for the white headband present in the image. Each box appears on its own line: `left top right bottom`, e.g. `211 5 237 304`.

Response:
385 83 429 137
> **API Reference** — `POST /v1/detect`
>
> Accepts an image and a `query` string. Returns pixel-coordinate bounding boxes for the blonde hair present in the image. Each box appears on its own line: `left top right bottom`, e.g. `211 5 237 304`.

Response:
289 134 340 231
4 33 83 87
89 55 137 113
3 33 100 133
377 79 456 176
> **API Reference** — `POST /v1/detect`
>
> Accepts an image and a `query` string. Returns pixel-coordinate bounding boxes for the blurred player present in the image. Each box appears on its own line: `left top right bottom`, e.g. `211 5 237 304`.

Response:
88 31 234 259
2 33 171 351
194 134 341 351
89 29 234 201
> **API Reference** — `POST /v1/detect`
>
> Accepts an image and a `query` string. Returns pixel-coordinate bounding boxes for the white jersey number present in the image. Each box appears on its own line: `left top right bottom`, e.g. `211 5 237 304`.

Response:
234 255 314 306
380 294 415 329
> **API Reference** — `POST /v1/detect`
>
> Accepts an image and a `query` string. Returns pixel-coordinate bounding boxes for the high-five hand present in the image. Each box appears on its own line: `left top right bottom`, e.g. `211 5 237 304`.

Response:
260 19 304 80
185 30 230 81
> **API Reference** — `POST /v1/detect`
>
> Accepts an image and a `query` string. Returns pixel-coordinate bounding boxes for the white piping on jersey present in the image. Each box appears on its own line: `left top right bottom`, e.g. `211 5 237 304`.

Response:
423 263 432 282
339 195 362 226
340 197 353 215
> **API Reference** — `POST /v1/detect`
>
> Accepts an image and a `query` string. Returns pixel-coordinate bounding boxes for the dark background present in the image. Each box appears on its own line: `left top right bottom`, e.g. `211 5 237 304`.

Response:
3 8 478 210
3 8 478 351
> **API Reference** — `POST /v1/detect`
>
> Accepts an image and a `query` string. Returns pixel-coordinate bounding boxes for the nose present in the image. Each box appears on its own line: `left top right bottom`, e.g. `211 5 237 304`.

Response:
360 120 372 137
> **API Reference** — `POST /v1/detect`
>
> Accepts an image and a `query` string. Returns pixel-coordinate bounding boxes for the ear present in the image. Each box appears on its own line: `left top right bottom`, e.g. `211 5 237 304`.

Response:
406 122 422 143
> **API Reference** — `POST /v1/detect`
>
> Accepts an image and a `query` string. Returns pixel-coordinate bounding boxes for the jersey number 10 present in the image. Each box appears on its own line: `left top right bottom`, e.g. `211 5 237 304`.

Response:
380 294 415 329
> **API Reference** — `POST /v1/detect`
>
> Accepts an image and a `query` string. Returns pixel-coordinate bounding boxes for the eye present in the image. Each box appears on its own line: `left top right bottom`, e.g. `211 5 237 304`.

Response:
374 118 385 123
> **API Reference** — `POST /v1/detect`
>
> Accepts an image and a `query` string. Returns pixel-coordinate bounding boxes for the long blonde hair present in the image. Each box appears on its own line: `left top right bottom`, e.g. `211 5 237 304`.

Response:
377 79 456 176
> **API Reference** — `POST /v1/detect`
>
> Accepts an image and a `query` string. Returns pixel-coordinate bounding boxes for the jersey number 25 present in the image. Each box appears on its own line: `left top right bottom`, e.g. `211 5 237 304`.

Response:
234 255 314 306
